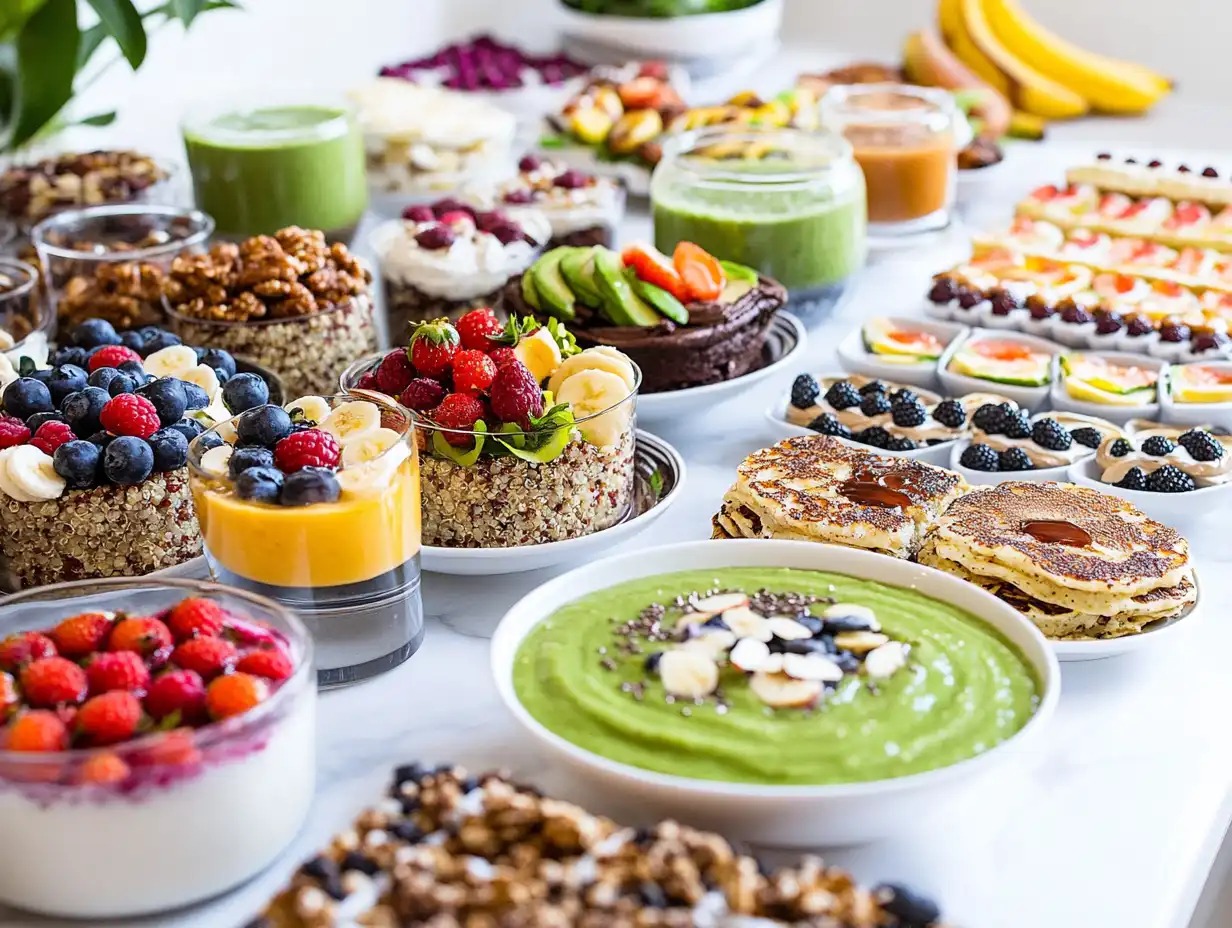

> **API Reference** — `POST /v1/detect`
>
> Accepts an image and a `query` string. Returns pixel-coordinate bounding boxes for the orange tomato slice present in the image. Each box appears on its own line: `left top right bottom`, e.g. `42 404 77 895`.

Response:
622 243 689 302
1186 364 1232 386
672 242 725 302
970 340 1036 361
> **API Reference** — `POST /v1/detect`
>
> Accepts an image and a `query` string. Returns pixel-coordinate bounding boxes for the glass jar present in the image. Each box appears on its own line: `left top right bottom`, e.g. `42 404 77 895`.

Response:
650 125 867 314
0 257 48 374
181 95 368 241
820 84 963 236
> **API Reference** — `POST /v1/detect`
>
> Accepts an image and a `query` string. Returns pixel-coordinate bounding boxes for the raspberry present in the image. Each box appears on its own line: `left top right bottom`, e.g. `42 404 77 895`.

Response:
77 691 142 745
108 615 174 663
408 319 460 378
206 672 269 720
171 636 237 680
399 377 445 411
457 308 504 351
0 631 56 672
29 420 76 456
487 346 518 368
5 710 68 752
374 348 416 395
430 393 486 446
50 611 114 657
0 415 31 449
274 428 341 472
451 349 497 394
144 669 207 722
222 615 281 648
488 360 544 428
21 657 89 707
87 344 141 373
78 752 130 784
166 597 226 641
99 393 160 439
86 651 150 695
355 370 379 391
235 646 294 681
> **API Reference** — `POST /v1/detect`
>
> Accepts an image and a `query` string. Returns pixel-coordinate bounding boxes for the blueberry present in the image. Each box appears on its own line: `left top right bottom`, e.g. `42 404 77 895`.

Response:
87 430 116 448
194 430 225 454
72 319 120 349
52 440 102 489
768 636 834 656
141 330 182 355
136 378 188 427
26 368 53 387
46 365 88 406
87 367 124 392
102 435 154 485
228 445 275 479
167 418 206 443
198 348 236 381
61 386 110 437
105 373 138 397
48 346 89 369
643 652 663 673
24 411 63 431
874 883 941 927
117 359 146 378
120 331 147 352
235 404 292 448
147 427 189 473
181 381 210 410
3 377 53 420
221 373 270 415
235 465 284 504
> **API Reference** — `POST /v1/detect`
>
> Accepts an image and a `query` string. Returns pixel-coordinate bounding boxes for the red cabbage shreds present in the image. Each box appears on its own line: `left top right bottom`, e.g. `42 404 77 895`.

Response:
380 36 589 91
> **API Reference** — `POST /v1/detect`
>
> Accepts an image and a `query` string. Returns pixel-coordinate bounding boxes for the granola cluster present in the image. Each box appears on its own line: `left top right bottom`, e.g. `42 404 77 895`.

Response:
253 765 943 928
165 227 371 323
0 150 167 225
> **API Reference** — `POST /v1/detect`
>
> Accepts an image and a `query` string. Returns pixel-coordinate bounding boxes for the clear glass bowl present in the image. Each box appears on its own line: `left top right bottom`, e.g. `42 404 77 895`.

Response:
0 257 49 370
0 576 315 919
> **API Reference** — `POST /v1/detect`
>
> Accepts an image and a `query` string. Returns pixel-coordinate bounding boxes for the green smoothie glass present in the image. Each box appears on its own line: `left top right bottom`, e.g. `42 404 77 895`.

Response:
182 97 368 242
650 126 867 320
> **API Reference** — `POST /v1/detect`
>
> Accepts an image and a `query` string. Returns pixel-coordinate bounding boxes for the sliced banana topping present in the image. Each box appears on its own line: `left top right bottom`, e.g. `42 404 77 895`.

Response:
694 593 748 614
553 369 630 448
0 330 13 350
821 603 881 632
749 672 822 709
322 401 382 445
284 395 332 426
766 617 813 641
341 427 402 467
144 345 199 379
833 631 890 654
199 444 233 478
720 606 771 642
782 653 844 683
180 363 221 400
681 629 736 659
657 649 719 699
6 445 66 500
729 637 771 673
513 328 563 383
864 642 908 680
547 348 637 396
0 448 36 501
215 419 237 444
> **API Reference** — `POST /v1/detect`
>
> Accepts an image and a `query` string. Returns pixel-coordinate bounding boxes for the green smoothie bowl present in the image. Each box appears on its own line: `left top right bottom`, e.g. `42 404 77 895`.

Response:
492 539 1058 846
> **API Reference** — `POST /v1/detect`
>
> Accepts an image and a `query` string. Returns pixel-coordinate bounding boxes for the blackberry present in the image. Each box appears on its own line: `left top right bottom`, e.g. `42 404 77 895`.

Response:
1145 465 1196 493
1070 427 1104 449
998 447 1035 471
889 388 919 406
1159 322 1190 344
1059 301 1093 325
1026 295 1056 320
928 276 958 303
891 400 927 428
853 427 892 449
885 436 917 452
859 392 892 417
988 288 1018 316
959 443 1000 471
955 287 983 310
1114 467 1148 491
972 402 1012 434
1003 412 1032 440
1093 310 1124 335
807 413 851 439
1107 438 1132 458
858 380 887 396
1192 331 1228 354
790 374 821 410
824 381 861 410
1140 435 1176 457
1125 315 1154 337
1178 429 1223 462
932 399 966 429
1031 418 1072 451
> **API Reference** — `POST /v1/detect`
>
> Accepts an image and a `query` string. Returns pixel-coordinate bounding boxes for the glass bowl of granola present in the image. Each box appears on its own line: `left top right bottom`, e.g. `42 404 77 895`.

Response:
163 227 378 398
31 204 212 333
0 257 48 385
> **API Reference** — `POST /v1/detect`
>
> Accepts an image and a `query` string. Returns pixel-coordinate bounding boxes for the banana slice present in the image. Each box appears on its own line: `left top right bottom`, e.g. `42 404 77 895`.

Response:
180 363 221 400
284 395 332 426
0 448 35 501
657 649 719 699
321 401 382 445
782 653 843 683
749 671 822 709
214 418 237 445
554 370 631 448
0 331 13 350
546 348 637 396
681 629 736 659
341 427 402 467
6 445 66 500
0 352 14 384
720 606 772 642
729 637 772 673
199 444 233 478
145 345 199 379
833 631 889 654
513 328 563 383
766 617 813 641
863 642 908 680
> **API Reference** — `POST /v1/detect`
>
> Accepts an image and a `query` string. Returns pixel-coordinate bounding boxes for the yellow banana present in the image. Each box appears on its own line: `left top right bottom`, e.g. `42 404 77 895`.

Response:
1008 109 1047 140
983 0 1170 114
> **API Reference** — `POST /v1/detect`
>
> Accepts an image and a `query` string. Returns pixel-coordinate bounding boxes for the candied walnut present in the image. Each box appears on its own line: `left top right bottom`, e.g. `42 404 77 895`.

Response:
0 150 167 224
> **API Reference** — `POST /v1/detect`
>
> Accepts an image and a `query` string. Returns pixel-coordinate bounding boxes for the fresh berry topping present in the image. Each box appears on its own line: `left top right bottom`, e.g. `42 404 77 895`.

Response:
235 647 294 681
235 465 284 503
221 372 270 414
503 188 533 205
1025 295 1055 320
1058 301 1093 325
857 380 886 396
6 710 68 751
430 392 486 444
1125 315 1154 337
488 360 544 428
517 154 542 173
1141 435 1176 456
1093 310 1124 335
789 374 820 410
1002 412 1032 440
144 669 207 723
147 427 189 472
451 349 498 394
928 276 957 303
274 428 342 472
1108 438 1133 458
399 377 446 411
0 671 16 712
429 198 470 216
1178 429 1224 462
72 319 121 349
807 413 851 438
474 210 509 233
85 651 150 696
29 420 75 456
25 411 63 432
891 400 927 428
0 632 56 672
86 344 141 373
1204 166 1220 178
166 598 227 641
853 426 892 449
134 378 188 427
1070 427 1104 449
955 287 983 310
1114 466 1147 490
51 346 90 368
1145 464 1196 493
889 388 919 406
1159 322 1190 343
206 672 269 721
108 615 174 662
0 415 30 448
103 434 154 485
77 691 142 745
374 349 416 395
3 377 53 421
99 393 159 439
988 289 1018 316
960 443 1000 471
50 612 113 657
823 381 861 410
20 657 88 707
402 204 435 223
998 448 1035 471
280 466 341 506
456 308 504 351
409 320 460 377
487 346 518 368
1031 418 1072 451
236 404 293 448
78 752 130 784
61 386 109 437
171 636 238 680
1192 331 1229 353
885 436 917 452
46 365 88 406
858 392 891 417
414 224 456 250
931 400 966 429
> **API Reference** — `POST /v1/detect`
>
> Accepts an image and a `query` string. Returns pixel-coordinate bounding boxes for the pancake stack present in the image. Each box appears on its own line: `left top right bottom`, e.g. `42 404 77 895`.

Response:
919 482 1196 639
713 435 969 558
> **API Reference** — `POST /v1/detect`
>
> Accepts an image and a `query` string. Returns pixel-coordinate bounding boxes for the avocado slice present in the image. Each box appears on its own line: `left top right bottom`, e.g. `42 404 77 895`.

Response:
593 249 660 327
521 265 541 310
560 247 604 307
719 260 759 286
624 266 688 325
949 348 1050 387
530 249 576 322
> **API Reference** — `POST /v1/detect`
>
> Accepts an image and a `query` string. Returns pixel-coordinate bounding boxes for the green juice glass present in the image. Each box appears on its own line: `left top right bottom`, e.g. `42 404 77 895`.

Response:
182 97 368 242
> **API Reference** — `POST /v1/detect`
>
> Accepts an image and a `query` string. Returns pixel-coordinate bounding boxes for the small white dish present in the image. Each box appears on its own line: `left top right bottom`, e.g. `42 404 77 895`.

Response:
938 328 1061 411
835 316 968 391
1161 360 1232 432
765 399 956 467
638 312 806 423
490 538 1059 846
421 430 685 576
948 439 1071 487
1050 351 1165 426
1066 455 1231 536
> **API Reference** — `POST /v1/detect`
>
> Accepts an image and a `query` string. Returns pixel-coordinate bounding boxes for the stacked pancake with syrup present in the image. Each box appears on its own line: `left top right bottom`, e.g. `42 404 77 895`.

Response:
918 481 1196 639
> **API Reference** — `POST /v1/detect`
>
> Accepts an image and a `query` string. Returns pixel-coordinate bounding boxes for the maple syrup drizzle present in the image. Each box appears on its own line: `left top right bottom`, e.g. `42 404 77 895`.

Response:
840 476 914 510
1020 519 1092 547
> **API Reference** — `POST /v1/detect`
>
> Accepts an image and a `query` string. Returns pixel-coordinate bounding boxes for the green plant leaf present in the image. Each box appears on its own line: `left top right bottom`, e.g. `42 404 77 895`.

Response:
5 0 78 151
0 0 46 40
76 109 115 126
84 0 145 68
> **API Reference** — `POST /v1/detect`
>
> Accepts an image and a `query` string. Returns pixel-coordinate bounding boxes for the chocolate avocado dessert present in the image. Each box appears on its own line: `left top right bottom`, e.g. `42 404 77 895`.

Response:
502 241 787 393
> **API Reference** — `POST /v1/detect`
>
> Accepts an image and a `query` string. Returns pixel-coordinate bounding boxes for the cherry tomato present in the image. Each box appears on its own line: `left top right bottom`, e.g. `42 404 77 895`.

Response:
621 243 689 301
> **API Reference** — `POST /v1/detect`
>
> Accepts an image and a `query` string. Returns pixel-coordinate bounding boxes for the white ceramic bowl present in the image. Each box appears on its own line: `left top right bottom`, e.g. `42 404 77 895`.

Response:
1161 360 1232 432
937 328 1061 411
948 439 1071 486
491 539 1059 847
1066 455 1230 535
1049 351 1165 426
765 398 956 467
835 317 968 391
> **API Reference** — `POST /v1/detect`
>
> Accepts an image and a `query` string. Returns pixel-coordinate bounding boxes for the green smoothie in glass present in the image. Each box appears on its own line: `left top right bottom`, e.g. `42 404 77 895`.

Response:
182 101 368 240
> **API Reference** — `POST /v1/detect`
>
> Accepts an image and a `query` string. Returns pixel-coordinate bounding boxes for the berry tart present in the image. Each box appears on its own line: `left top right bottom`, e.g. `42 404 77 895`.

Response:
343 311 639 548
369 198 549 337
502 241 787 393
163 227 377 398
952 402 1120 485
188 394 422 684
0 580 314 919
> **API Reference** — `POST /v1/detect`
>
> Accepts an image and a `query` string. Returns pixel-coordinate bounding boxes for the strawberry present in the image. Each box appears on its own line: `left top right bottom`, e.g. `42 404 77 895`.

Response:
50 611 114 658
206 672 268 720
222 615 281 648
622 243 689 302
78 752 130 784
409 319 460 378
165 597 226 642
144 669 207 723
108 615 174 664
672 241 724 302
86 651 151 696
429 393 485 446
136 728 201 767
77 691 142 745
20 657 88 707
171 636 237 680
5 710 68 752
374 348 416 396
488 360 544 429
0 631 56 672
486 346 518 368
235 647 294 682
456 308 504 352
450 350 497 394
399 377 446 412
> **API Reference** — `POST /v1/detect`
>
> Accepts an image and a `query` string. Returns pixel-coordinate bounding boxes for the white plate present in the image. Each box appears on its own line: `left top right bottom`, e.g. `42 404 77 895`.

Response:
1066 455 1231 536
638 312 806 422
1160 359 1232 431
490 538 1059 847
937 327 1062 411
765 397 957 467
835 317 969 391
421 429 685 576
1049 351 1165 426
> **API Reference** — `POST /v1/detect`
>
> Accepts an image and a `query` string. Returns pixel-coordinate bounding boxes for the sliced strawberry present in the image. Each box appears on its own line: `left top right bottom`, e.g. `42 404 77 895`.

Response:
1172 247 1210 276
1092 273 1139 298
1029 184 1060 202
621 243 689 301
673 242 725 302
1097 192 1133 219
1163 201 1211 231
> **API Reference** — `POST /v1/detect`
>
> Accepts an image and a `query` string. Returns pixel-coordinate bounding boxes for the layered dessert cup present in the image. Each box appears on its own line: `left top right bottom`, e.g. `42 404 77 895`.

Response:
501 241 787 393
370 199 547 339
163 227 378 397
0 577 315 919
0 257 49 391
342 311 639 548
31 204 213 332
189 393 422 686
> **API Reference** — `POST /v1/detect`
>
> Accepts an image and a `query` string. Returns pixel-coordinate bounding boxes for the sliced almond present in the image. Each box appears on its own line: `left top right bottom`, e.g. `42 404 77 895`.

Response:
722 606 771 642
694 593 749 613
749 672 822 709
782 653 844 683
658 649 719 699
728 638 771 673
834 631 889 654
864 641 908 680
767 617 813 641
682 630 736 659
821 603 881 632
